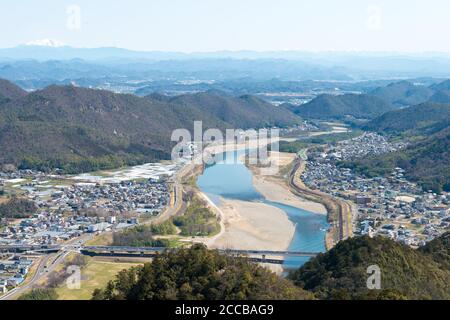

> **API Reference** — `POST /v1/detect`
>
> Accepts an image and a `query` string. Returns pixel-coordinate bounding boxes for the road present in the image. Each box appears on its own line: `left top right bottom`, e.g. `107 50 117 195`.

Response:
288 157 353 249
80 245 319 257
0 235 92 300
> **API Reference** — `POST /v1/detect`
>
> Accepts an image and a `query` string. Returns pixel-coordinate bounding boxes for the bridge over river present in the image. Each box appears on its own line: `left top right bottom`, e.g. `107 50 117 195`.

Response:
0 245 319 265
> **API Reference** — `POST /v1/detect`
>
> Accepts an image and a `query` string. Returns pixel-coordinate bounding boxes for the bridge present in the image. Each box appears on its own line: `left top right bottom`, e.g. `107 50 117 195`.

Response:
0 245 320 264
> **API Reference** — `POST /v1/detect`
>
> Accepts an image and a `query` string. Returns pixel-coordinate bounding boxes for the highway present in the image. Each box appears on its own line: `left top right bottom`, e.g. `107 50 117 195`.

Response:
80 246 319 257
1 244 319 257
0 235 92 300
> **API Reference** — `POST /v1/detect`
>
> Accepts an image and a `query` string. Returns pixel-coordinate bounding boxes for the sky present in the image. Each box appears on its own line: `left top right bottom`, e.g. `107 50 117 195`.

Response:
1 0 449 52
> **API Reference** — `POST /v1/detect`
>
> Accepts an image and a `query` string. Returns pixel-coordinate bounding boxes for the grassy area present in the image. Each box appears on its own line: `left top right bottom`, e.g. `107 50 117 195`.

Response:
149 220 178 235
85 232 113 246
55 258 141 300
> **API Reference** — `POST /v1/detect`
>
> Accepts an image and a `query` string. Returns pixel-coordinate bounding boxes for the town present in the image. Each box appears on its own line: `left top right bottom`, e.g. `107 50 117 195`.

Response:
302 132 449 246
0 164 176 294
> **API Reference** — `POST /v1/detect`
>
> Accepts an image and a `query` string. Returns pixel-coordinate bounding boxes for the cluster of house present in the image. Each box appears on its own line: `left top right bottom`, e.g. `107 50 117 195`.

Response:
1 168 171 247
0 255 33 294
302 133 449 246
324 132 407 161
44 179 170 214
279 121 319 135
0 211 140 246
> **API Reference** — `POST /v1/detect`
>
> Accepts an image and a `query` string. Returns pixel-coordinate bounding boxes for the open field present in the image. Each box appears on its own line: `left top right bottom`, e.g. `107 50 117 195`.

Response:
55 258 142 300
84 232 113 246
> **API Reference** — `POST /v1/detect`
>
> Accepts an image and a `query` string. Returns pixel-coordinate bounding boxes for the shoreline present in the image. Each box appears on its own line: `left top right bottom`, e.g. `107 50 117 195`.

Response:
252 174 327 215
288 158 354 249
204 198 295 251
202 198 295 274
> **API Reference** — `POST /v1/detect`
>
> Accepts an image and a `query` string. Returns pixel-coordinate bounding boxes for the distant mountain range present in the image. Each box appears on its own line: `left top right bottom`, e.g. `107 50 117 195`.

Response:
0 79 300 173
290 79 450 121
2 45 450 80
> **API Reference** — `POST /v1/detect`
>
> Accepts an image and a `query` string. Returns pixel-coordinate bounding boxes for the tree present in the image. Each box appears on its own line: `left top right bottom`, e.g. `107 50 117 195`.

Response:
92 244 313 300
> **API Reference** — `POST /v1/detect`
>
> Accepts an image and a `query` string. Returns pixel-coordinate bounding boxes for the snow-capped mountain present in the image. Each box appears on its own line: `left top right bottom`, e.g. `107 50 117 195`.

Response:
25 39 66 48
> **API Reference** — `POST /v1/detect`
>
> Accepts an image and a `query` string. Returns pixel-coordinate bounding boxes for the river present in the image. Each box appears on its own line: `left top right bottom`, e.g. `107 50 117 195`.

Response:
197 150 328 270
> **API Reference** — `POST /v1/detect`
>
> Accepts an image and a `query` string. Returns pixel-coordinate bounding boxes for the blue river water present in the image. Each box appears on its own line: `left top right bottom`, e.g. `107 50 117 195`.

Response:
197 150 328 270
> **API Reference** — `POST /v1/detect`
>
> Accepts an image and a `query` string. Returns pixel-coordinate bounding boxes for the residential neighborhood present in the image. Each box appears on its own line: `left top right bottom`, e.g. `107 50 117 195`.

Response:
302 133 449 246
0 162 179 294
0 255 34 294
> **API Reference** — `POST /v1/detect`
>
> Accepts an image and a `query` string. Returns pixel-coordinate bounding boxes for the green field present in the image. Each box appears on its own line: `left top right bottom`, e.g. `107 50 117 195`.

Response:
55 259 141 300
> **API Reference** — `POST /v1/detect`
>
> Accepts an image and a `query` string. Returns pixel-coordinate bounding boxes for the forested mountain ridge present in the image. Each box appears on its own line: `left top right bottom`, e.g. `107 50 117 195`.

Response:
363 102 450 135
369 80 434 107
289 93 395 120
289 234 450 300
92 244 313 300
290 79 450 122
0 78 27 101
0 79 300 173
91 235 450 300
150 90 300 129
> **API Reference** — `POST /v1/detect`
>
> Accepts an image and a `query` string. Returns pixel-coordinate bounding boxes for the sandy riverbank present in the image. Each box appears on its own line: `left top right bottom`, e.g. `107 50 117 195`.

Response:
200 198 295 274
204 199 295 251
245 151 327 215
252 175 327 214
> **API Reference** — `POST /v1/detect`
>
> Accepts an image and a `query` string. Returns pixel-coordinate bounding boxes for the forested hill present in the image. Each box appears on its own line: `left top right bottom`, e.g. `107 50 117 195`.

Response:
290 79 450 122
0 79 300 173
369 80 434 107
91 235 449 300
290 94 395 120
363 102 450 135
0 78 27 101
92 244 313 300
289 234 450 300
163 91 298 129
370 79 450 106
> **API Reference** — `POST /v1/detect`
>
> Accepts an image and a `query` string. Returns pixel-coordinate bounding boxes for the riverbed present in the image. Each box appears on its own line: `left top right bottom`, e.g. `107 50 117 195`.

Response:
197 150 328 270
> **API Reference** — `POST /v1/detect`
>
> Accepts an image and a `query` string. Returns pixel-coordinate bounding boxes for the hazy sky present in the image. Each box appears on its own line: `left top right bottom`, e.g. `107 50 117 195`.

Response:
1 0 449 52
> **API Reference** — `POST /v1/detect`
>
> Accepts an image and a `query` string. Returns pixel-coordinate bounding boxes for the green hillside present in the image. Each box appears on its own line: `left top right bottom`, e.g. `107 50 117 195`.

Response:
91 236 449 300
166 91 300 129
370 80 434 107
363 102 450 135
0 80 301 173
430 90 450 104
0 78 27 102
291 94 394 120
289 234 450 300
92 244 313 300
